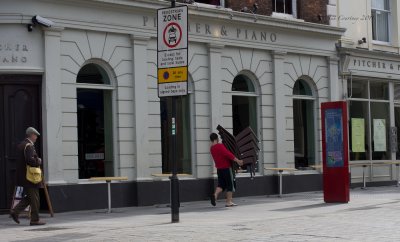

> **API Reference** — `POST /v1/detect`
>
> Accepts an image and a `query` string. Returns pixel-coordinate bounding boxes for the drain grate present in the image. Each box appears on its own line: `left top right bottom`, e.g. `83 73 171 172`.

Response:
26 227 70 232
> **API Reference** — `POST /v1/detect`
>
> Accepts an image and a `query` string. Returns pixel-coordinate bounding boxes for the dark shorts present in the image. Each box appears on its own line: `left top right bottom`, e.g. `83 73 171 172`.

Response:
217 168 236 192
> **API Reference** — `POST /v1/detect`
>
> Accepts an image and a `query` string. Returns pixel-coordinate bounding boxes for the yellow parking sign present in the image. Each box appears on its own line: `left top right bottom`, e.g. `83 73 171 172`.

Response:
158 67 188 84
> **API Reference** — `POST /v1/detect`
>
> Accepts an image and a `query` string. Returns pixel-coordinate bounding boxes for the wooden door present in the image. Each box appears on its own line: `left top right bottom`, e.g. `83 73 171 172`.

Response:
0 75 41 210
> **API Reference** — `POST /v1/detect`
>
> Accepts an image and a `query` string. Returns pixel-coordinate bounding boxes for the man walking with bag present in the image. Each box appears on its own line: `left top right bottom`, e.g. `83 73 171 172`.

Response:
10 127 46 226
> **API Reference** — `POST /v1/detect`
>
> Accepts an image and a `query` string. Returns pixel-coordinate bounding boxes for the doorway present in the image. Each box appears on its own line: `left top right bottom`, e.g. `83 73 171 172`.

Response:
0 75 41 211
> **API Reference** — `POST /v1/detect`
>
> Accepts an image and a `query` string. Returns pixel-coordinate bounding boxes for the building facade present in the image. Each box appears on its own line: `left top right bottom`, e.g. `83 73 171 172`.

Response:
0 0 345 212
330 0 400 185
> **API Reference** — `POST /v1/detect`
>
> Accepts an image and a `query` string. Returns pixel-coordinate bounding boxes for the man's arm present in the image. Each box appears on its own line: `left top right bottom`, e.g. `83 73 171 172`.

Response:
232 157 244 166
24 145 41 167
221 145 243 166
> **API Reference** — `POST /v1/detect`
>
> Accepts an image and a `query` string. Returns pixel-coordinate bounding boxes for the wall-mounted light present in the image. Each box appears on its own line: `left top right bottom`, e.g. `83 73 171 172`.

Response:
27 15 54 32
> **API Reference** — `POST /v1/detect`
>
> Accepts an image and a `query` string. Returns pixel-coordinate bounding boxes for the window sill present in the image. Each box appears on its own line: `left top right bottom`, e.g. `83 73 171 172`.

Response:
293 170 320 175
372 40 392 47
235 172 263 178
271 12 303 22
186 2 226 10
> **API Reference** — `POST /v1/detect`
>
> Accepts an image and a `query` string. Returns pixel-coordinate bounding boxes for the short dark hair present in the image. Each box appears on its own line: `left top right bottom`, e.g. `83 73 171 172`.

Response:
210 133 219 142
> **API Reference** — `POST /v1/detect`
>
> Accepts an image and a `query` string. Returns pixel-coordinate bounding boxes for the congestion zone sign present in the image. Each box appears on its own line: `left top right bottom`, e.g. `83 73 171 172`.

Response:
157 6 188 97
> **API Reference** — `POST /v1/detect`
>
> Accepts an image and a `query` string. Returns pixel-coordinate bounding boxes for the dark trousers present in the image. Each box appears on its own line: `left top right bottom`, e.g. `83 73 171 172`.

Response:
13 187 40 221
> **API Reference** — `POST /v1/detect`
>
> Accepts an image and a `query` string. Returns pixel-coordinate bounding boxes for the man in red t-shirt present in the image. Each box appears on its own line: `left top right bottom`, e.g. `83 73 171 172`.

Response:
209 133 243 207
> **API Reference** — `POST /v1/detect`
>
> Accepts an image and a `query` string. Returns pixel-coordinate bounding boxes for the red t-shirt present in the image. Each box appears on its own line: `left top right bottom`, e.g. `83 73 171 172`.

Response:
210 143 235 169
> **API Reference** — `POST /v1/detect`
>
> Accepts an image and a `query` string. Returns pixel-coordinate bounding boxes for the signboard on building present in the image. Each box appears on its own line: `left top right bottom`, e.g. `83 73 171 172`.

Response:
157 6 188 97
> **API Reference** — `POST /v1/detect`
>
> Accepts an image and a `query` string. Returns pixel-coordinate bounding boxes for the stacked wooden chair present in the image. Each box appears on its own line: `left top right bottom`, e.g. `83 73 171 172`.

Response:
216 125 260 177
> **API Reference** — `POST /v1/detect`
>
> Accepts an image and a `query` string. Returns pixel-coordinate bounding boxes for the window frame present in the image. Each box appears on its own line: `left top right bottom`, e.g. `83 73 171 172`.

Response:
371 0 391 43
347 79 392 162
272 0 297 18
76 62 118 181
292 79 318 169
230 73 261 177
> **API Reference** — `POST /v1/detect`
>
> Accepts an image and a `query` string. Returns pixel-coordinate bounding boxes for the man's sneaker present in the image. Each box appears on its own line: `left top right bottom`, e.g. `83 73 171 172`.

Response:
10 210 20 224
30 220 46 226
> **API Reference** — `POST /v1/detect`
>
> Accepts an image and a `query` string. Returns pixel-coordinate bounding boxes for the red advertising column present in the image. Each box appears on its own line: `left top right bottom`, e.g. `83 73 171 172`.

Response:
321 101 350 203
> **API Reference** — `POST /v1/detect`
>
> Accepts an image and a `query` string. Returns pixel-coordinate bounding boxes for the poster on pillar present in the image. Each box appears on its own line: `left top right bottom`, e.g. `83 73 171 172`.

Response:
157 6 188 97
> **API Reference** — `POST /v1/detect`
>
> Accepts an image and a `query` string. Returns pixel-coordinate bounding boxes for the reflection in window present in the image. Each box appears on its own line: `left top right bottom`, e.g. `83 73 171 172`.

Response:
349 101 370 160
348 80 390 161
232 74 259 172
293 79 312 96
370 82 388 100
371 102 390 160
372 0 390 42
161 96 192 174
232 96 257 136
395 107 400 159
191 0 221 5
293 79 315 169
77 63 110 85
395 84 400 101
273 0 293 14
348 80 368 99
77 64 113 179
232 75 255 92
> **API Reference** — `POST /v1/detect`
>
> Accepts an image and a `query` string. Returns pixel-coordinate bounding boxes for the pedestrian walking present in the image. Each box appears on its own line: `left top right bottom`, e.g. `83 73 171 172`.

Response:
209 133 243 207
10 127 46 226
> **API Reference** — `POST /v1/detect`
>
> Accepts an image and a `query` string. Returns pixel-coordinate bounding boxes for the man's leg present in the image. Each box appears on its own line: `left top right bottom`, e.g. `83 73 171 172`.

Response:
226 191 233 205
226 168 236 206
214 187 223 200
27 188 40 222
12 189 31 215
10 189 31 224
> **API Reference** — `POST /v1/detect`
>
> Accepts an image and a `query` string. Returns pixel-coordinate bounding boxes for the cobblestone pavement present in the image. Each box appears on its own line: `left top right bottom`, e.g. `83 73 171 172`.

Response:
1 186 400 242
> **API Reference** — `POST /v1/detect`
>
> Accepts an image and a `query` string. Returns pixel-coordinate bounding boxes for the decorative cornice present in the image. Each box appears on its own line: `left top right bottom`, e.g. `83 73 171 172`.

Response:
131 34 151 46
44 27 64 37
338 47 400 61
31 0 345 38
208 43 224 53
272 50 287 59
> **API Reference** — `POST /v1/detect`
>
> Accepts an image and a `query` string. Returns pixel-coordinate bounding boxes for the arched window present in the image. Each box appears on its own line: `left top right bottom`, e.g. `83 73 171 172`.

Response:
232 74 258 136
77 63 110 85
76 63 114 179
292 79 316 169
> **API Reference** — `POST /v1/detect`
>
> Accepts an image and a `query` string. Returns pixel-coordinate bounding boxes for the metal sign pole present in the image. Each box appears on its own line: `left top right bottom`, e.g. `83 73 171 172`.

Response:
169 0 179 223
158 0 186 223
170 96 179 223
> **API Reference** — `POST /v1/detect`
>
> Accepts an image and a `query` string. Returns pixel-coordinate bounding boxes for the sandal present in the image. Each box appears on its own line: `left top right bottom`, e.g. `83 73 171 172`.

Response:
225 203 238 207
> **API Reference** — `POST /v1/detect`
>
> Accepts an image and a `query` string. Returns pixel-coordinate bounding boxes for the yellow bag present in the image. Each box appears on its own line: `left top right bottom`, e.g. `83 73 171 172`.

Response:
24 143 42 184
26 165 42 184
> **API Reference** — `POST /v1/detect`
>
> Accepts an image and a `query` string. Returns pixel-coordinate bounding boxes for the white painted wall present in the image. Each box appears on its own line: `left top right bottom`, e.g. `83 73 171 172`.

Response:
332 0 400 52
0 0 344 184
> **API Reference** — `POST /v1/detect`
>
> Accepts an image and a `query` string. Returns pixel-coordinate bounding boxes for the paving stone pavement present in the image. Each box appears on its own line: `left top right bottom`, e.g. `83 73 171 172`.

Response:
1 186 400 242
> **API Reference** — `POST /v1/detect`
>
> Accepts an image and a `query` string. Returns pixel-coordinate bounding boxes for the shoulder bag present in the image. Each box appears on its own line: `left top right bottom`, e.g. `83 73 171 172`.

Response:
24 143 42 184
